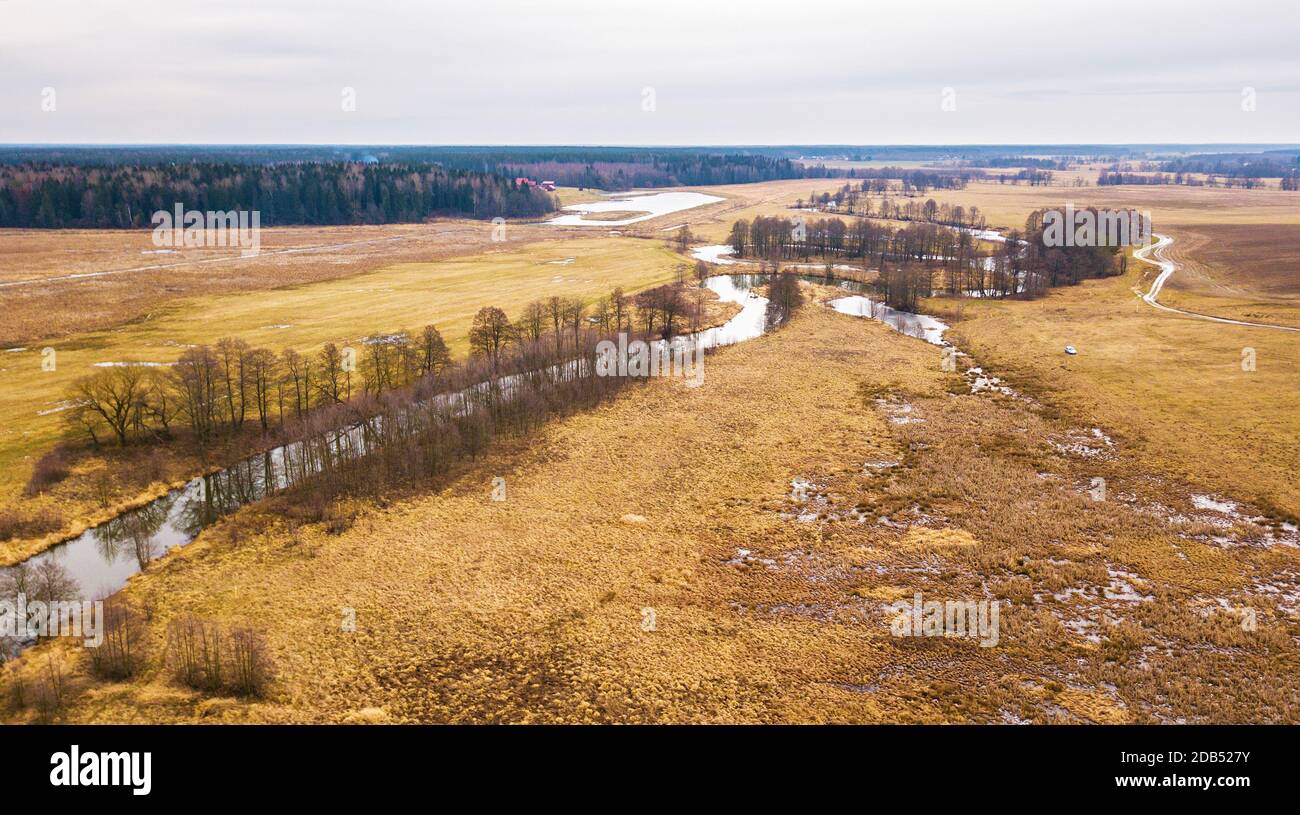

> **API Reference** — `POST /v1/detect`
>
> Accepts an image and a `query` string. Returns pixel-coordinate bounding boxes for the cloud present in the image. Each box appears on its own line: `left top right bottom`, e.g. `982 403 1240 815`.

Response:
2 0 1298 143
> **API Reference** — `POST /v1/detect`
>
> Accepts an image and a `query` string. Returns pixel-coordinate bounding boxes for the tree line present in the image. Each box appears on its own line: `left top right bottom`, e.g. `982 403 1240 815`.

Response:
727 211 1123 308
0 161 557 229
1157 152 1300 180
1097 170 1290 190
729 215 977 266
57 280 716 455
797 184 988 229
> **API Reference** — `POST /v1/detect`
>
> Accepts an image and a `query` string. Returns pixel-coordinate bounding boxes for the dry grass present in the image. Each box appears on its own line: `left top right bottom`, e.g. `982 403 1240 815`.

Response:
917 179 1300 232
1146 224 1300 329
0 222 587 347
8 303 1293 724
926 248 1300 519
0 234 697 560
2 177 1297 724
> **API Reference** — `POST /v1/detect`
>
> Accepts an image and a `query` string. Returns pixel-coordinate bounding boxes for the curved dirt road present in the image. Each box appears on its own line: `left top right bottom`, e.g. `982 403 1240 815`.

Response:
1136 233 1300 332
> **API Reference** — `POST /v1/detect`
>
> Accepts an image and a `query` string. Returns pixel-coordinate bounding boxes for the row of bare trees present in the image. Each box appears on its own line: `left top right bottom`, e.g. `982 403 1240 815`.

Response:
731 215 978 270
67 327 452 448
64 278 719 454
798 185 988 230
730 208 1124 308
482 283 708 368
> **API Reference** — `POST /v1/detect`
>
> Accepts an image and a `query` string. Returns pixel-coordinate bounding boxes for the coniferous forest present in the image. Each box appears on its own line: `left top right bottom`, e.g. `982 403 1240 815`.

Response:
0 161 558 228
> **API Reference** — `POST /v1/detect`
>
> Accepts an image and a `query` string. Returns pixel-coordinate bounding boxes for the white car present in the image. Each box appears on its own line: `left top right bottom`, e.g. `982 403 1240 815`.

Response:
1064 346 1078 355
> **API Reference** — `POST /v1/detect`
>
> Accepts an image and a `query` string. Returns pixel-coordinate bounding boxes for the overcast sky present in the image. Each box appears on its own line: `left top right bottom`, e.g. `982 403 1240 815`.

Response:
1 0 1297 145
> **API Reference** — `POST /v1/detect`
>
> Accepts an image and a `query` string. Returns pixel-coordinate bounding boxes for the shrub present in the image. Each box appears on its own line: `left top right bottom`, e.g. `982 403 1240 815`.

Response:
3 668 27 711
24 446 74 496
31 655 70 722
165 614 274 698
225 626 274 698
0 507 64 542
165 614 224 692
88 598 149 680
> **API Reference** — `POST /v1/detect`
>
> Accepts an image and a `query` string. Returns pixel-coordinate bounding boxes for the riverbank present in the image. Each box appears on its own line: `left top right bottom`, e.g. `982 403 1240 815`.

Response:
0 236 712 564
8 304 1294 723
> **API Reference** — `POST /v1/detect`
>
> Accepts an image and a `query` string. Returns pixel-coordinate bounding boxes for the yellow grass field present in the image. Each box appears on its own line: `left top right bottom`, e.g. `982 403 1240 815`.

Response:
919 180 1300 232
672 175 1300 238
0 234 692 561
2 175 1297 725
0 222 579 347
927 252 1300 518
8 304 1294 723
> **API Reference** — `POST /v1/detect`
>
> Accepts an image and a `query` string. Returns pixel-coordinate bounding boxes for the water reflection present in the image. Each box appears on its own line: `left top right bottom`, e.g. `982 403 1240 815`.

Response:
827 295 949 345
1 270 947 619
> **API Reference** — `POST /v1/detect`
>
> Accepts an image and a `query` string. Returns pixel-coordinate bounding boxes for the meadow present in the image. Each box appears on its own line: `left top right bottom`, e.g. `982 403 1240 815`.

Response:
7 303 1293 723
0 221 570 347
2 172 1297 724
0 230 696 562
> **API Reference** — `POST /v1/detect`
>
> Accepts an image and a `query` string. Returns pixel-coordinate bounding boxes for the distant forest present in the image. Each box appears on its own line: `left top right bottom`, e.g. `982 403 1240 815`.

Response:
3 144 1296 228
1101 152 1300 190
1157 151 1300 179
0 146 832 192
0 162 558 229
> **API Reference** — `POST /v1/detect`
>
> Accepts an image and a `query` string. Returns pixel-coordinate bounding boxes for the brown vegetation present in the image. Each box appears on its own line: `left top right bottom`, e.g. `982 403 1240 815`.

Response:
7 304 1292 723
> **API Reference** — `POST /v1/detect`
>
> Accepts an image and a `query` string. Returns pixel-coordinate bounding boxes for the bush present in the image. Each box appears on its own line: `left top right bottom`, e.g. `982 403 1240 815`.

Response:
24 446 74 496
2 668 27 712
225 626 274 697
0 507 64 542
139 449 168 486
88 598 149 680
166 614 224 692
166 614 273 698
31 655 70 722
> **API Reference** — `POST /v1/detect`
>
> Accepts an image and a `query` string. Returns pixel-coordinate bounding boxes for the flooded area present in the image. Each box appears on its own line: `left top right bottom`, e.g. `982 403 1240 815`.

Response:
547 191 724 226
827 296 948 345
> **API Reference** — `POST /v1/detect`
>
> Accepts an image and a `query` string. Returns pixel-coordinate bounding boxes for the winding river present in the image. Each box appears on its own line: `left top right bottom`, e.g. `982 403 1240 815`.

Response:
15 223 1283 652
1 243 947 654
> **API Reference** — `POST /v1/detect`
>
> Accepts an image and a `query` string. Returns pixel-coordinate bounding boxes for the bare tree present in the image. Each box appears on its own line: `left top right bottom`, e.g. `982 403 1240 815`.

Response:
73 366 148 446
216 337 251 430
316 343 346 406
517 300 547 344
418 324 451 379
611 288 629 333
469 306 517 368
172 346 221 440
563 297 586 348
280 348 313 420
545 296 565 353
246 347 279 430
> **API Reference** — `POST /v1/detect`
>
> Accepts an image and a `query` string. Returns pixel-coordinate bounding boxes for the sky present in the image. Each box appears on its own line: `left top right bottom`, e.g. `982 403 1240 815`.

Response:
1 0 1298 145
